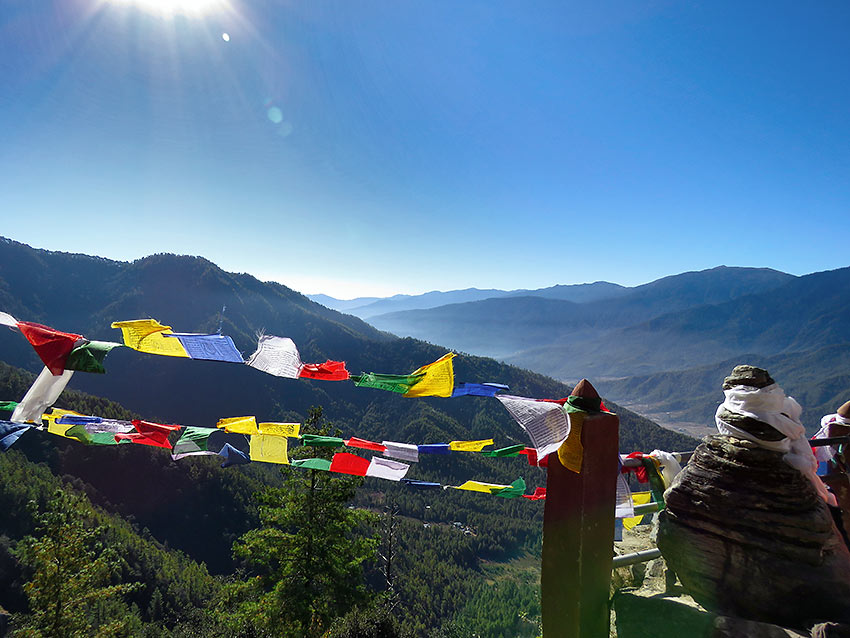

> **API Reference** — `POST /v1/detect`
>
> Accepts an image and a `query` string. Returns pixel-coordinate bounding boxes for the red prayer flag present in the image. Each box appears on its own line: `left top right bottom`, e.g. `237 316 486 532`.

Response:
115 420 182 449
329 452 370 476
624 452 649 483
522 487 546 501
299 360 350 381
519 447 549 467
345 437 387 452
18 322 83 375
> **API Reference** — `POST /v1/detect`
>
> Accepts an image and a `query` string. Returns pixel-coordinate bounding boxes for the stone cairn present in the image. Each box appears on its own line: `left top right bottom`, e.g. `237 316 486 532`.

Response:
657 365 850 631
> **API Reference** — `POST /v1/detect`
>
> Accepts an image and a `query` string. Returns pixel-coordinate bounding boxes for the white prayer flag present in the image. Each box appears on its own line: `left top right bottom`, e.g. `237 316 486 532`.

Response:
382 441 419 462
246 335 303 378
12 367 74 424
0 311 18 328
495 394 570 459
366 456 410 481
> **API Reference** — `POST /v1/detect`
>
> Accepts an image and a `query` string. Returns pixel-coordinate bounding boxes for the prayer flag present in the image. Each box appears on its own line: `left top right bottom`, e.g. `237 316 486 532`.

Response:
292 458 332 471
55 415 102 425
299 360 349 381
351 372 424 394
366 457 410 481
382 441 419 462
329 452 370 476
302 434 344 447
622 492 653 530
615 466 634 519
111 319 189 358
249 434 289 465
345 437 387 452
0 311 18 328
496 395 571 459
172 427 219 459
219 443 251 467
67 420 132 446
12 367 74 424
452 480 512 494
246 335 302 378
451 383 509 398
480 444 525 458
418 443 450 455
258 422 300 438
64 341 121 374
522 487 547 501
18 322 83 375
449 439 494 452
216 416 258 435
0 402 18 412
0 421 32 451
401 479 441 489
492 478 526 499
115 420 181 448
518 447 549 467
164 333 243 363
404 353 456 398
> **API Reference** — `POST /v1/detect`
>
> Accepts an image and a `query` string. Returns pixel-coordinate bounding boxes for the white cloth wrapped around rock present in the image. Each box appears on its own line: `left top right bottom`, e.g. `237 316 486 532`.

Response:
813 413 850 464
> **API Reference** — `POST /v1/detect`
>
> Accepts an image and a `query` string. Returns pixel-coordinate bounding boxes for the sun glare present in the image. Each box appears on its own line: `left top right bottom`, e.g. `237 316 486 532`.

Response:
111 0 228 17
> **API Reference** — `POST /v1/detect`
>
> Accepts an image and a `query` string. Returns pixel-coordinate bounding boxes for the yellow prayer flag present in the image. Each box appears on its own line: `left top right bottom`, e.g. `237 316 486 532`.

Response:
44 409 85 437
249 434 289 465
216 416 258 435
258 422 301 438
449 439 495 452
405 353 456 398
111 319 189 358
623 491 653 530
452 480 510 493
557 412 584 473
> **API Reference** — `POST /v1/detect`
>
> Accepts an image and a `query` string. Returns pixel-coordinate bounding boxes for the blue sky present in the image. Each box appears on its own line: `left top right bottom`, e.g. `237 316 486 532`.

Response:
1 1 848 298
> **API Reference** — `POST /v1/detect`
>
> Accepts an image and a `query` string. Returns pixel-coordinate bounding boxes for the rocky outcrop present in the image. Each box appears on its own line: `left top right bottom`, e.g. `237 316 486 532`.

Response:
657 434 850 629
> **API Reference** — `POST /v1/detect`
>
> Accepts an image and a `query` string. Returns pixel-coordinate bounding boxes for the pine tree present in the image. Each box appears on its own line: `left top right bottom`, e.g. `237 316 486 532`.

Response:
13 489 139 637
224 407 378 637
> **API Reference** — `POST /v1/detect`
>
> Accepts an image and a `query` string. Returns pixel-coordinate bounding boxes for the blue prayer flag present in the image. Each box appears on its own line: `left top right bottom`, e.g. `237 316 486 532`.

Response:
219 443 251 467
418 443 451 455
165 334 244 363
0 421 32 452
56 415 103 425
451 383 509 398
401 479 442 489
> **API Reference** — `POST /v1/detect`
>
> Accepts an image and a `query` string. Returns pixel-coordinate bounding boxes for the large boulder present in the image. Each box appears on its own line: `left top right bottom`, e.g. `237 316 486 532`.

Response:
657 434 850 629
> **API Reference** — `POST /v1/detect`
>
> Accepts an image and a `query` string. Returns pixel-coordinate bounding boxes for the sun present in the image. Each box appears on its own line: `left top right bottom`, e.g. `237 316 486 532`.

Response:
110 0 229 17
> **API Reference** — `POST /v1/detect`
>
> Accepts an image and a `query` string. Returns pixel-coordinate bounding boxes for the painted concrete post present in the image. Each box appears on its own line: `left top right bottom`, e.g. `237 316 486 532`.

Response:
541 379 619 638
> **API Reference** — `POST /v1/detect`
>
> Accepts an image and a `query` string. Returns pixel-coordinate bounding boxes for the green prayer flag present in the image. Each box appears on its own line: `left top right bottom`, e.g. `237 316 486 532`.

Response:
351 372 424 394
65 341 121 374
0 401 18 412
292 458 332 471
491 478 526 499
480 444 525 458
563 394 603 414
301 434 344 447
173 427 215 457
63 424 120 446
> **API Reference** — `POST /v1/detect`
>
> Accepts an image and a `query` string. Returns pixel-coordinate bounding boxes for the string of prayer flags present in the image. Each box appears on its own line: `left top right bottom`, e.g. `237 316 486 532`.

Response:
449 439 494 452
496 394 570 459
403 353 456 398
522 487 547 501
382 441 419 462
219 443 250 468
18 322 84 375
115 420 181 448
345 437 387 452
302 434 345 447
329 452 370 476
164 333 243 363
11 367 74 423
418 443 450 455
112 319 189 358
366 456 410 481
217 416 258 435
480 444 525 458
451 383 509 398
65 341 122 374
0 421 32 451
291 458 332 471
249 434 289 465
